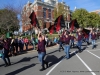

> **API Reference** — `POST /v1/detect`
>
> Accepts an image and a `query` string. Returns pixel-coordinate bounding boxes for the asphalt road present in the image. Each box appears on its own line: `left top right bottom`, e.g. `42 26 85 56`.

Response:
0 39 100 75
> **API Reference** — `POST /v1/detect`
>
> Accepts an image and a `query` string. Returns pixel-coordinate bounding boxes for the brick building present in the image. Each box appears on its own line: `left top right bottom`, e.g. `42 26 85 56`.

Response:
21 0 71 32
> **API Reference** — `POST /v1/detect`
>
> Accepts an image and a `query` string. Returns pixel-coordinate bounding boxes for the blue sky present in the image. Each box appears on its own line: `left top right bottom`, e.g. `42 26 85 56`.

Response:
0 0 100 12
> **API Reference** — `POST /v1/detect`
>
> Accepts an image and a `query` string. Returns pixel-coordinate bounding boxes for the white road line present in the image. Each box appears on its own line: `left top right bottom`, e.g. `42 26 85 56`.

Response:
85 49 100 51
76 54 96 75
46 56 66 75
87 50 100 59
46 51 76 75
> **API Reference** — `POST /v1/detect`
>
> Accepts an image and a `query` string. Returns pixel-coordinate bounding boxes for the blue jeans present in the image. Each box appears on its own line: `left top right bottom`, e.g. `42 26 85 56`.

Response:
77 40 82 51
63 45 70 59
2 50 11 65
59 42 63 50
92 40 96 48
70 40 74 47
38 52 46 66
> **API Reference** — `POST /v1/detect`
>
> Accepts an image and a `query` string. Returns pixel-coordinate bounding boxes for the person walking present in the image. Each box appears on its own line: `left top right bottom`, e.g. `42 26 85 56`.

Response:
37 31 49 71
77 31 83 53
63 31 71 59
2 39 11 67
91 31 96 49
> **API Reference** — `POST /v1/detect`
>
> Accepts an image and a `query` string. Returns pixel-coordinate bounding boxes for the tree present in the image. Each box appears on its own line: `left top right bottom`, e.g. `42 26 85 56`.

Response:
72 8 100 28
87 12 100 27
0 9 19 34
72 8 89 27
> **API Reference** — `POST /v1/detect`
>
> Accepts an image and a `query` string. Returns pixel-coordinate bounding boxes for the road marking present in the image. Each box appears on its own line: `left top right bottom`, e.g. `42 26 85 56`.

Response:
85 49 100 51
76 54 96 75
46 51 76 75
87 50 100 59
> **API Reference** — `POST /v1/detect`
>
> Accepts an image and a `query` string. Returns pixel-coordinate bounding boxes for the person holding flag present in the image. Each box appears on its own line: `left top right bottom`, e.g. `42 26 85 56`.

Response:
62 31 71 59
77 29 83 53
37 31 49 71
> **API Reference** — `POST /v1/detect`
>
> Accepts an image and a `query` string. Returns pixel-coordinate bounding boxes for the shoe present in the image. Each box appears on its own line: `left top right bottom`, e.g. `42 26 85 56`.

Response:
79 50 82 53
8 63 11 66
39 67 45 71
4 64 8 67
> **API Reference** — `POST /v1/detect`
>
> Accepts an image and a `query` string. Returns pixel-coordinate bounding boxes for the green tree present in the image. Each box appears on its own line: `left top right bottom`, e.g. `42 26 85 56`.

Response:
87 12 100 27
72 8 89 27
0 9 19 34
72 8 100 28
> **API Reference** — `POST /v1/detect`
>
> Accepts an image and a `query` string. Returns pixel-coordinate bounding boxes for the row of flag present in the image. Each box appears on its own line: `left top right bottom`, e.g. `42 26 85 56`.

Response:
29 11 90 37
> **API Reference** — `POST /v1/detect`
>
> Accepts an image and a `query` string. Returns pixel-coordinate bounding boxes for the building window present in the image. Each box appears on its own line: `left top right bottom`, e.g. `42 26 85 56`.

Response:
43 8 46 19
48 9 51 19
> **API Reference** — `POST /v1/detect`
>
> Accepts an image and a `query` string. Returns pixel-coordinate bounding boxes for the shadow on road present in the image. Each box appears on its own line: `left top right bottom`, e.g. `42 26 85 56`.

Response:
5 63 37 75
45 55 65 68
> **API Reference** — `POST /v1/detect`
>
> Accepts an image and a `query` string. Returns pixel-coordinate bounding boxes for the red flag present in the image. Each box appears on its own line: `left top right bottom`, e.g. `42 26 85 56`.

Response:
70 20 75 31
54 15 63 32
48 25 55 34
70 19 80 31
29 11 40 28
56 15 62 31
82 28 90 38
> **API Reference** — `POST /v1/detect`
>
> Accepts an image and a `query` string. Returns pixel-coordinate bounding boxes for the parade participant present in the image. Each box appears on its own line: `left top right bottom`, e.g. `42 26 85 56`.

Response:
70 33 75 48
77 31 83 53
2 39 11 67
85 33 89 45
37 31 48 71
63 31 71 59
91 31 96 49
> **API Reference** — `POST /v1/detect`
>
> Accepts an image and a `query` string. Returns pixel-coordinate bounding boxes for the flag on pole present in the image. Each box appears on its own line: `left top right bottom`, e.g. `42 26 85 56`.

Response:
82 28 90 38
29 11 40 28
70 19 80 31
48 25 55 34
54 15 65 31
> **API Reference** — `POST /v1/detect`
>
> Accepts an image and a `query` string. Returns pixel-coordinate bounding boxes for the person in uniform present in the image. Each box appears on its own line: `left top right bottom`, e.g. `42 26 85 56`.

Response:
91 31 96 49
77 31 83 53
63 31 71 59
37 31 49 71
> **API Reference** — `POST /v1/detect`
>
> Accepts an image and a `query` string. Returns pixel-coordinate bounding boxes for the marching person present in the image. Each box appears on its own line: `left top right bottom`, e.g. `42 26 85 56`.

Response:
63 31 71 59
2 38 11 67
37 31 49 71
77 31 83 53
91 31 96 49
70 33 75 48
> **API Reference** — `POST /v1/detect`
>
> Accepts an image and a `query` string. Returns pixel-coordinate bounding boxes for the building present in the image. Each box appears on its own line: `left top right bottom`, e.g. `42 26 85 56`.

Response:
21 0 71 32
91 10 100 15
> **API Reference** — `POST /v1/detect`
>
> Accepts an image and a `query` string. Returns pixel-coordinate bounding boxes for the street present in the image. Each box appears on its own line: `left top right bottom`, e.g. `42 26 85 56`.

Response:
0 39 100 75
